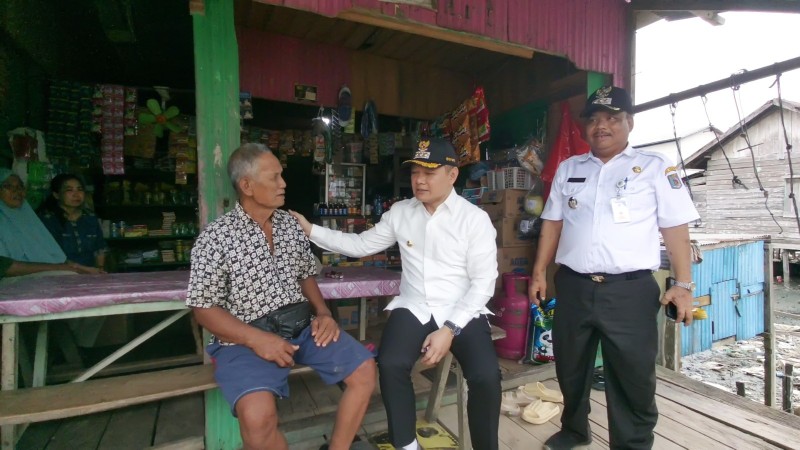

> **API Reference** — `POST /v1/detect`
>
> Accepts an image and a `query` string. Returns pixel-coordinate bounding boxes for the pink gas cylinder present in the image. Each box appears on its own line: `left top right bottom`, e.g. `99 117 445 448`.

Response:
491 272 531 360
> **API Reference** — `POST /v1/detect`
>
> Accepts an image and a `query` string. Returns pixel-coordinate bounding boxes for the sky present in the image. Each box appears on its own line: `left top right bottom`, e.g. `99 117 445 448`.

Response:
630 12 800 150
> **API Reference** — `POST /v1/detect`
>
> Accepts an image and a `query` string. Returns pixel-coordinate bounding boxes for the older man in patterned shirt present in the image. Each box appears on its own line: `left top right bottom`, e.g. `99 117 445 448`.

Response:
186 143 376 450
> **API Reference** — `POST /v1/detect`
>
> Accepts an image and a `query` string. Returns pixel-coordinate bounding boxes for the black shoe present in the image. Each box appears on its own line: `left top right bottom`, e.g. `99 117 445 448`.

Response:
543 430 592 450
591 368 605 391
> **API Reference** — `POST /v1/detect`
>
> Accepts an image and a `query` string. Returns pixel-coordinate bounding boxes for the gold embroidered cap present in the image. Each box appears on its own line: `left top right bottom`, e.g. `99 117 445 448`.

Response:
581 86 634 118
402 138 459 169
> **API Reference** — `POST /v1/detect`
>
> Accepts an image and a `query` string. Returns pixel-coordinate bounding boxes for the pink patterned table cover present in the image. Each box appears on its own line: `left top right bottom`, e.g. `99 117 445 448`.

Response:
0 267 401 317
316 267 401 300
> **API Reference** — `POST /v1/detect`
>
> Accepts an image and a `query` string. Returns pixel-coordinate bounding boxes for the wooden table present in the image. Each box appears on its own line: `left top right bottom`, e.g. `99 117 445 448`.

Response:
0 267 401 450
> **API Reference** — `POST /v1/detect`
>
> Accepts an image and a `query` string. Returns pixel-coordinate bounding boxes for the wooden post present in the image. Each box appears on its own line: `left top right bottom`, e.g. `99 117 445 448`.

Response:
782 250 790 284
736 381 746 397
783 363 794 413
765 243 776 407
664 321 681 371
192 1 240 449
2 323 19 450
192 0 239 229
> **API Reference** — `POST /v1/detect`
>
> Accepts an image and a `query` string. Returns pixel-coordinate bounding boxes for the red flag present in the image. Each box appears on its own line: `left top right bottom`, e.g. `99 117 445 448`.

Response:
541 102 589 200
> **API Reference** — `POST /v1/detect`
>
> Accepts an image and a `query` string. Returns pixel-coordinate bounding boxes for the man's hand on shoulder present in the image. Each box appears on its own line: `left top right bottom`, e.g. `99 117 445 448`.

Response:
288 210 312 236
311 313 340 347
248 331 300 367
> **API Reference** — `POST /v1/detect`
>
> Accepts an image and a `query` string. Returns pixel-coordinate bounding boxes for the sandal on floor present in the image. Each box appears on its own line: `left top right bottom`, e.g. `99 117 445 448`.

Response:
520 382 564 403
521 400 560 425
500 397 522 416
503 388 538 405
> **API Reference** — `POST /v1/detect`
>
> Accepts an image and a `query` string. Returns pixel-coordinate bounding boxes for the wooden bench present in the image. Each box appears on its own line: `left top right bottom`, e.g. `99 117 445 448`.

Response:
0 326 505 449
0 363 317 427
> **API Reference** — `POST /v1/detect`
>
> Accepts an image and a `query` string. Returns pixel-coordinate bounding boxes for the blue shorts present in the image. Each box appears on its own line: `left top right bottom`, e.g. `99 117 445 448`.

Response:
207 326 374 416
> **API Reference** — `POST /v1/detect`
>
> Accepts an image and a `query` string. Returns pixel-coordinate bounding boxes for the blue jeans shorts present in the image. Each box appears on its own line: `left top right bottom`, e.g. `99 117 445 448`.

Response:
207 325 374 416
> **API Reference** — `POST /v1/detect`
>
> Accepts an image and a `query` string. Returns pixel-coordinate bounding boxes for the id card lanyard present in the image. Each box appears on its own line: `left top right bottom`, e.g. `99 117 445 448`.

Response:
610 177 631 223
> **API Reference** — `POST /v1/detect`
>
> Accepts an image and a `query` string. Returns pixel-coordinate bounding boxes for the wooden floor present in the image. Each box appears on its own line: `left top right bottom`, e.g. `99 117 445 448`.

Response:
16 361 800 450
438 367 800 450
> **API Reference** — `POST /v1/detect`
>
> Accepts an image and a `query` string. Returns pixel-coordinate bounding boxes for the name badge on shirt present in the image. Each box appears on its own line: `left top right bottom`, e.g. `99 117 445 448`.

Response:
610 197 631 223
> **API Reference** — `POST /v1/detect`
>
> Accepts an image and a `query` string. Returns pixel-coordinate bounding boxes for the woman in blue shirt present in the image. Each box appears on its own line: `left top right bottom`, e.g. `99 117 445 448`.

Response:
39 174 107 269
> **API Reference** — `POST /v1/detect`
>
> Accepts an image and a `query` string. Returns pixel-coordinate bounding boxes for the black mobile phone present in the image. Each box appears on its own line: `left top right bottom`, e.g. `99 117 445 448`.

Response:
665 277 678 320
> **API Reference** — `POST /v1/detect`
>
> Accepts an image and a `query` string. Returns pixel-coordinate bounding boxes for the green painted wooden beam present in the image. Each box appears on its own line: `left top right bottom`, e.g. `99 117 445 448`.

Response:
193 0 240 229
192 1 241 449
587 72 610 96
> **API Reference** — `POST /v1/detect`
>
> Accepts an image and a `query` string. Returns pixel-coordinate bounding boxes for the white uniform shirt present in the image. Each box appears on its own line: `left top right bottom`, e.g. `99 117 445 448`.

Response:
541 145 700 274
310 188 498 329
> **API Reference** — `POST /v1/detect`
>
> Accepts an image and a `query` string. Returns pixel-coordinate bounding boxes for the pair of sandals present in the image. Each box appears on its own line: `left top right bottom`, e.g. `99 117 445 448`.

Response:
501 382 563 425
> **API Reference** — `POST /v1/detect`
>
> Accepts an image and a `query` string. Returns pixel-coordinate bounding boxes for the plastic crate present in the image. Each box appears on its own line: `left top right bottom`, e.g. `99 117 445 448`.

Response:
488 168 533 190
461 187 489 204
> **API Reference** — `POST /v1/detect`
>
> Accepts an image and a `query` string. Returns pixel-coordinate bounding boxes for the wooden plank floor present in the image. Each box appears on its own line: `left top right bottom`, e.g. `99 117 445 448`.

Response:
17 362 800 449
438 367 800 450
16 315 800 450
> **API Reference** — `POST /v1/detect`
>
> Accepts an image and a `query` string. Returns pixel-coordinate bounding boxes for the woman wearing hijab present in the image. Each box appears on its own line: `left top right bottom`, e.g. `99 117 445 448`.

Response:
1 168 106 346
0 168 101 280
38 174 107 269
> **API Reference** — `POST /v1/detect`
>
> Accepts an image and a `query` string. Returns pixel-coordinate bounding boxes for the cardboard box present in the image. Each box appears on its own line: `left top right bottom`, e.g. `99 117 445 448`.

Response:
480 189 527 221
494 245 536 294
497 245 536 277
336 305 360 330
494 217 535 247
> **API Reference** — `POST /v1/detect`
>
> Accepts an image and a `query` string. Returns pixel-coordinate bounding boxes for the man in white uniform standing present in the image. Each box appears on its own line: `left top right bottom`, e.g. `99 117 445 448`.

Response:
292 138 501 450
529 86 699 450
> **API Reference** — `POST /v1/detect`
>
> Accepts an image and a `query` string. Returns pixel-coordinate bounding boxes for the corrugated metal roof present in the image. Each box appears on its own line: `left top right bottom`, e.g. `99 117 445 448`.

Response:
255 0 631 85
688 232 770 247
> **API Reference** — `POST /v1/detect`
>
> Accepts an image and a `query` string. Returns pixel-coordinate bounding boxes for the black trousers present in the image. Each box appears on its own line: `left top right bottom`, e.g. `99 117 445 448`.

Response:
553 267 661 450
376 308 501 450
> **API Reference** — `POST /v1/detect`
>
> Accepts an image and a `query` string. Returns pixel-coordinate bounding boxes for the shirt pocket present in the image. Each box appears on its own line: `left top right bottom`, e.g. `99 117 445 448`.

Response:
431 234 468 267
624 183 655 220
560 182 589 213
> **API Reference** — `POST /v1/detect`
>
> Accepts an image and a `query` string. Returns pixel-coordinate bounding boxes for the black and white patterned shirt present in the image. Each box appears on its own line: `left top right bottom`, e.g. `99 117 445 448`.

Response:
186 203 317 325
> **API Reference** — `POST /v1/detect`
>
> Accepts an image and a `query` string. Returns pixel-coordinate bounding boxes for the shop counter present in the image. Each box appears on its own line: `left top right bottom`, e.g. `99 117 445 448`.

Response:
0 267 400 389
0 267 400 448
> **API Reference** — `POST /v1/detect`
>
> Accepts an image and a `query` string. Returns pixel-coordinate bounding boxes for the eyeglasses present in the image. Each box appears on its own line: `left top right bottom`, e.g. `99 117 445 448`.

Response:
0 183 25 192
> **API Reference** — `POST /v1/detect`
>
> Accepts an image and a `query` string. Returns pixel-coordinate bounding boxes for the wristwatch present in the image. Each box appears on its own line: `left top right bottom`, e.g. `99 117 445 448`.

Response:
673 280 696 291
443 320 462 336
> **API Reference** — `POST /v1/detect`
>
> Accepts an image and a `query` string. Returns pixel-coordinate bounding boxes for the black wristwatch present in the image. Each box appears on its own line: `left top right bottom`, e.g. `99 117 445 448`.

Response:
443 320 462 336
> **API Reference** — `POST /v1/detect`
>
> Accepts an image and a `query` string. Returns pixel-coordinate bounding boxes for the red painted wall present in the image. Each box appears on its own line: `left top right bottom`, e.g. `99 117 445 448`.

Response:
257 0 630 86
237 28 351 106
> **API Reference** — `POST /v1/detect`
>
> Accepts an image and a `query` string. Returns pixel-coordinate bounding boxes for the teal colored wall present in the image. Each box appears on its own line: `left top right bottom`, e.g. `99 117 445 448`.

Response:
488 101 549 150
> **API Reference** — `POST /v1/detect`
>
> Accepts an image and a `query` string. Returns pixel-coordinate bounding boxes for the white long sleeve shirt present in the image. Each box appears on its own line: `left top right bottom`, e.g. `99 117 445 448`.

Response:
310 189 498 329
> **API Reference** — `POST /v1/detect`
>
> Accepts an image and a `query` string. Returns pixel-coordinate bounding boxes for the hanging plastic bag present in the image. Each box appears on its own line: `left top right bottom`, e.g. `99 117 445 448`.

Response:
517 177 544 240
516 137 544 176
541 102 589 200
360 100 378 140
523 298 557 364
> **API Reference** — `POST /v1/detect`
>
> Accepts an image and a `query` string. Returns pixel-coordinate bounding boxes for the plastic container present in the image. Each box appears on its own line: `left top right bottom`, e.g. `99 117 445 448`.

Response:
491 272 532 360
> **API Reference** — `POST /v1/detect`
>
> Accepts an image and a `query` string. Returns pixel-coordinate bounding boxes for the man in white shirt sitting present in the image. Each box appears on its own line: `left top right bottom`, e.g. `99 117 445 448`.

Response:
291 138 500 450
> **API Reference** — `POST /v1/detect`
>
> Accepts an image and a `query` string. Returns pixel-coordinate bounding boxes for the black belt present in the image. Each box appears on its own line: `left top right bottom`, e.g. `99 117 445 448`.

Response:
562 265 651 283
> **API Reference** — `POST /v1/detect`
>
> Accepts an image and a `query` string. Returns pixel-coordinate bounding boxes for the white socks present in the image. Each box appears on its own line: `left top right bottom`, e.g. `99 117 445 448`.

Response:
401 440 419 450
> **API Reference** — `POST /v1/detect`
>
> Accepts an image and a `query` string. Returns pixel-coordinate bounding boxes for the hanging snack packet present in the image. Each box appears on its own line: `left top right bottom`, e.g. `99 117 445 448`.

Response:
516 137 544 175
473 87 491 142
